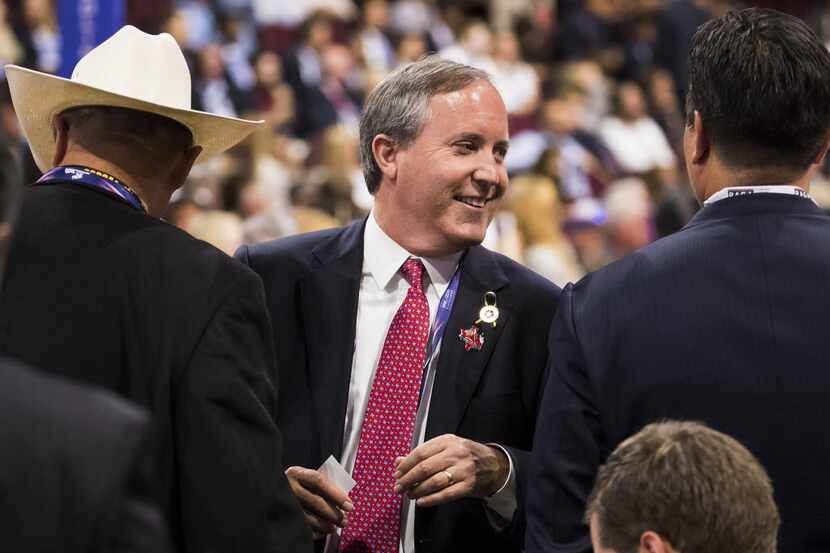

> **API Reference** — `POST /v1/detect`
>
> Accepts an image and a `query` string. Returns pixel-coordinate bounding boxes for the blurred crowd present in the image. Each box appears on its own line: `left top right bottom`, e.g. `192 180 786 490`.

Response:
4 0 830 285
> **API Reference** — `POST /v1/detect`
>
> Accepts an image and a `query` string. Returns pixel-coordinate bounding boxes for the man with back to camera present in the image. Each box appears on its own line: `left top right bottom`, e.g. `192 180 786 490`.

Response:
0 135 168 553
526 8 830 553
587 421 779 553
236 56 561 553
0 26 312 553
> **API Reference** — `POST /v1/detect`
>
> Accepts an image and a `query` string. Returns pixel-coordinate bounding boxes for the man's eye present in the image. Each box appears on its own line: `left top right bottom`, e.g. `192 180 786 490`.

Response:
456 142 477 152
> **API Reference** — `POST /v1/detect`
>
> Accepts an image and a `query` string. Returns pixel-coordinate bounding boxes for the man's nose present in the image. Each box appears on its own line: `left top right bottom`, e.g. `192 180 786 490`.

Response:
472 160 503 191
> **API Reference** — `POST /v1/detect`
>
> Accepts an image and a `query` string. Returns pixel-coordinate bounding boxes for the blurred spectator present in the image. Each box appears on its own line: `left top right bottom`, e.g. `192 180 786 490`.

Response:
217 11 257 92
165 197 203 230
556 0 623 73
393 31 427 65
643 67 685 157
439 19 497 74
0 1 23 72
561 60 610 132
604 177 654 258
509 169 585 286
598 80 677 186
251 50 295 127
23 0 60 73
177 0 217 50
491 30 540 122
389 0 454 49
192 42 252 117
508 83 600 200
564 197 612 272
299 124 366 222
184 209 244 256
654 0 719 100
355 0 395 77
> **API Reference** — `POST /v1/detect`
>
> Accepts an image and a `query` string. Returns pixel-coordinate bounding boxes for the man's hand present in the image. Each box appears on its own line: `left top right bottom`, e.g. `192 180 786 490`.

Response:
393 434 510 507
285 466 354 539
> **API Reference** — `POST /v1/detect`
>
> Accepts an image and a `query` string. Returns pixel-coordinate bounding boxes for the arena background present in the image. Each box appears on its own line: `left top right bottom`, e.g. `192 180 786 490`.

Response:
2 0 828 285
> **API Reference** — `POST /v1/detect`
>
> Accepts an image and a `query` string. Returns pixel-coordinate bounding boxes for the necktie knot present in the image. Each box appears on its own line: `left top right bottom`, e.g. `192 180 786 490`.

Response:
400 258 425 292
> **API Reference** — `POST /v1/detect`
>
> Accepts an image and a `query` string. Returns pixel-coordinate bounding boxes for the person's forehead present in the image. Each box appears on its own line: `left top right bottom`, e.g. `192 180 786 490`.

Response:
422 81 508 136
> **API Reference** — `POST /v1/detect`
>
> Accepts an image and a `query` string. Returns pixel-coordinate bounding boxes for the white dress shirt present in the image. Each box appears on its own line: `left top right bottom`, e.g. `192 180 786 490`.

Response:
325 212 516 553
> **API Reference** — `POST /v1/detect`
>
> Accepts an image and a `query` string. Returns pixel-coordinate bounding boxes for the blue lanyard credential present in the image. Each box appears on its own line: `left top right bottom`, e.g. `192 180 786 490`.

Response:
418 267 461 400
35 165 146 213
427 269 461 361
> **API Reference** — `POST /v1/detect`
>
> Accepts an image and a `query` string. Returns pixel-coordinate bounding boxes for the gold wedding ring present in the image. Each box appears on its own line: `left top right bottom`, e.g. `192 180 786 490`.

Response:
443 470 454 486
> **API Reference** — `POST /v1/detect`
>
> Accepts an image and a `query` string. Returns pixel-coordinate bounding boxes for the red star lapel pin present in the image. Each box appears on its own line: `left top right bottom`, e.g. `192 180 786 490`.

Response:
459 325 485 351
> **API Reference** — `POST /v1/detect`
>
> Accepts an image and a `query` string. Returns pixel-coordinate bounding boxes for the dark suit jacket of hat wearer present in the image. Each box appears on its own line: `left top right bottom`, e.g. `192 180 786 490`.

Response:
0 181 313 553
235 219 561 553
0 355 168 553
526 194 830 553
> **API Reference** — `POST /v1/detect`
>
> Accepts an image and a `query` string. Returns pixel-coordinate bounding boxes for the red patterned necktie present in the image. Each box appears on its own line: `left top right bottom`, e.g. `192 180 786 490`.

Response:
340 258 431 553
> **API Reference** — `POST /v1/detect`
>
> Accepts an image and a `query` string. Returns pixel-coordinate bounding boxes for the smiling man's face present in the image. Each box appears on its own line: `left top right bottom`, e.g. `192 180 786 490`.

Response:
384 79 509 256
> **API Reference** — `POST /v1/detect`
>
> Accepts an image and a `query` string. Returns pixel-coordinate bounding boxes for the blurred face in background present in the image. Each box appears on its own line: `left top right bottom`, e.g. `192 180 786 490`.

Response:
364 0 389 28
493 31 521 64
617 82 647 120
321 44 355 81
255 51 283 88
461 22 492 58
541 94 586 134
397 33 427 64
199 44 225 80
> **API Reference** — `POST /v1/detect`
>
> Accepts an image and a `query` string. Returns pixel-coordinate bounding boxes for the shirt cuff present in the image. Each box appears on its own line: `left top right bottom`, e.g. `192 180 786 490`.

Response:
482 443 517 530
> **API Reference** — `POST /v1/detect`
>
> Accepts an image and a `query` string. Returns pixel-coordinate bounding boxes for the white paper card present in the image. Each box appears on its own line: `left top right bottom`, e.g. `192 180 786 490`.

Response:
318 455 357 493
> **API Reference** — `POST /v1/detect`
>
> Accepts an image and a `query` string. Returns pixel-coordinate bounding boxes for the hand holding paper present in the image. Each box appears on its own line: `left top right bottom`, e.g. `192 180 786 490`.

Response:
284 456 356 539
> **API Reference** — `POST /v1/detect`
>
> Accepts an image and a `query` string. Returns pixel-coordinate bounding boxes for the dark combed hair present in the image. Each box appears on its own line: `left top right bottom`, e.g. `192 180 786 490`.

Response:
586 421 779 553
686 8 830 170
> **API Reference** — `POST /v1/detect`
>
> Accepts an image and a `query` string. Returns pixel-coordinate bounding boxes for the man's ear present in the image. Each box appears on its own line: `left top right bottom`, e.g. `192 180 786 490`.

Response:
52 117 69 167
689 110 710 165
169 145 202 191
812 131 830 165
372 134 398 183
639 531 672 553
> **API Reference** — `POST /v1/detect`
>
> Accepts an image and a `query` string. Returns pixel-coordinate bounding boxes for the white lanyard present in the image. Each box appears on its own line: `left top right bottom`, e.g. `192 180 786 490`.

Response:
704 185 816 206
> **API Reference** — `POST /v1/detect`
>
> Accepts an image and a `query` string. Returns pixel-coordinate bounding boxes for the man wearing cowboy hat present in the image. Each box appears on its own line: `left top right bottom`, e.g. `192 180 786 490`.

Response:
0 26 312 553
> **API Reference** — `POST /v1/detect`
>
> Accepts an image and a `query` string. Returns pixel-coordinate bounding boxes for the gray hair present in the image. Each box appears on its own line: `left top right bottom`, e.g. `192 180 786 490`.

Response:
359 55 491 194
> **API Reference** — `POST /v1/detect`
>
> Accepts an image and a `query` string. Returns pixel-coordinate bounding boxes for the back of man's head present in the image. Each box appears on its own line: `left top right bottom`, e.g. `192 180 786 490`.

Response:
58 106 194 173
686 8 830 172
586 420 779 553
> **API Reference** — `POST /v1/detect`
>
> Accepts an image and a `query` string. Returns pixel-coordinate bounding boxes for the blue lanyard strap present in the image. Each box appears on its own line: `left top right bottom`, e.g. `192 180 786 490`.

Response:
35 165 146 213
417 267 461 400
428 268 461 360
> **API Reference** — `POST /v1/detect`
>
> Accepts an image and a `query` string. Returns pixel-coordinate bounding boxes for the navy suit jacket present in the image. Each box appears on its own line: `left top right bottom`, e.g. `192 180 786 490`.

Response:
526 194 830 553
236 220 561 553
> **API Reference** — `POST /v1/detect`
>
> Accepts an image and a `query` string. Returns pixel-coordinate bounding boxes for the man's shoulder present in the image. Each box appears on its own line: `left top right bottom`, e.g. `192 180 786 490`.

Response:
237 224 355 277
0 355 148 451
470 246 561 307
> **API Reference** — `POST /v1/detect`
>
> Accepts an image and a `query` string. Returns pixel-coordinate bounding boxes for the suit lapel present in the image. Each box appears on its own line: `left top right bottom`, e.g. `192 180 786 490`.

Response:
426 246 510 438
300 221 364 460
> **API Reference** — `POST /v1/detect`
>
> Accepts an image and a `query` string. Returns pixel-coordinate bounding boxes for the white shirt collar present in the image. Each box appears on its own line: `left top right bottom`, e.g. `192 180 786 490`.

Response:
364 211 462 292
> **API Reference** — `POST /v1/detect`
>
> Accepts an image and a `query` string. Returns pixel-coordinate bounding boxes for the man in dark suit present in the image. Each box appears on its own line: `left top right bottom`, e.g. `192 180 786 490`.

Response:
1 26 311 553
236 57 560 553
526 9 830 553
0 135 167 553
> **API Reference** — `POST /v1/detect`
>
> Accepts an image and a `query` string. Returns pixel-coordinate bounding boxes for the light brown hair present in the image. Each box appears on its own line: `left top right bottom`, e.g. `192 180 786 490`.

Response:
586 420 779 553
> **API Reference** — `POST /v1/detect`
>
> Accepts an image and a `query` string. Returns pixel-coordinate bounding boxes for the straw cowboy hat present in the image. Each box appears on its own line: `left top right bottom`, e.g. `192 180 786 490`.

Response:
5 25 262 172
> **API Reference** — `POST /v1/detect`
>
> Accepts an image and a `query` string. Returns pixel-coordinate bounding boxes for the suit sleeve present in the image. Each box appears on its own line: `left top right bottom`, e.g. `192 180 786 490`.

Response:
525 283 600 553
174 269 313 553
